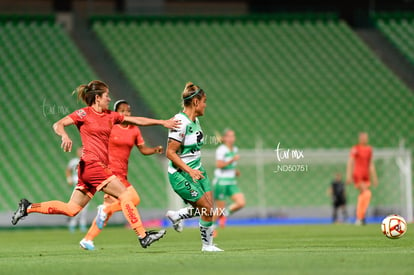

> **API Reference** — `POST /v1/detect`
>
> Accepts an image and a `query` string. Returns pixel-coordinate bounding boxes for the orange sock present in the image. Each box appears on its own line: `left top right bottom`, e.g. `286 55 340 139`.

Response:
356 190 372 220
84 210 114 241
105 202 122 216
119 192 146 238
84 218 101 241
28 201 82 217
105 187 140 216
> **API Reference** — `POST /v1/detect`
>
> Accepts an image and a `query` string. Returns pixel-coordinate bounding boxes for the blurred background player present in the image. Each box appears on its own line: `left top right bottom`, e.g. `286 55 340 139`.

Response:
346 132 378 225
213 129 245 230
80 100 163 250
165 82 223 252
327 172 347 223
66 146 89 232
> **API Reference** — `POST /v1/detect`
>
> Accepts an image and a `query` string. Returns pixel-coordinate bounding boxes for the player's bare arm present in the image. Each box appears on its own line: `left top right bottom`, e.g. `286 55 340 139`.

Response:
369 162 378 187
53 116 75 152
216 154 240 169
166 138 204 182
124 116 180 129
138 144 163 155
345 156 354 184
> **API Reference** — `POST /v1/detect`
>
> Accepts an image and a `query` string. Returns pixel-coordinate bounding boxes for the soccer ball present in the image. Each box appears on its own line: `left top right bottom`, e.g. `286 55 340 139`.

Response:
381 214 407 239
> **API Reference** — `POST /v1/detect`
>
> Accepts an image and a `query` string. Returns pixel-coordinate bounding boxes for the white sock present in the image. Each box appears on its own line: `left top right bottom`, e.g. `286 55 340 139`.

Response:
176 206 195 220
199 223 214 246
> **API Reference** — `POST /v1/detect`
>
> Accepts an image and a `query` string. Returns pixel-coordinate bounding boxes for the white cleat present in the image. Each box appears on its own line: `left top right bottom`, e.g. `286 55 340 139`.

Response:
201 245 224 252
80 238 95 251
96 205 107 230
166 210 183 232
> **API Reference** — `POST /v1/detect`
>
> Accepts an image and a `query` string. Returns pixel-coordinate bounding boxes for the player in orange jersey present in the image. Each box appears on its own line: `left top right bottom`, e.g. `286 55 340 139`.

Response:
346 132 378 225
11 80 179 249
80 100 164 250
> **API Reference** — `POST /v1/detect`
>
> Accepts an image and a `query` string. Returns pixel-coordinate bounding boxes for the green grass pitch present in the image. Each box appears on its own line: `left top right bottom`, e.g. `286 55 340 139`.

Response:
0 224 413 274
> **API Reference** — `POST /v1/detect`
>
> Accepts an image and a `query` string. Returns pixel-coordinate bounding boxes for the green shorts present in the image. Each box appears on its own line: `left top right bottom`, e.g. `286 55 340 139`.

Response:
168 166 211 203
213 178 241 200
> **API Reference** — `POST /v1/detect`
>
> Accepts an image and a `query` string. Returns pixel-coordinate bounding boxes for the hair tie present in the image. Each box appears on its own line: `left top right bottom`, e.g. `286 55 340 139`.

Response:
183 88 201 100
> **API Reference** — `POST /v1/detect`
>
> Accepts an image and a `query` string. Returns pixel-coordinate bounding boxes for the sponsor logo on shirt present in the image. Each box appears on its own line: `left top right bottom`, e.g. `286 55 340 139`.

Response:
76 109 87 119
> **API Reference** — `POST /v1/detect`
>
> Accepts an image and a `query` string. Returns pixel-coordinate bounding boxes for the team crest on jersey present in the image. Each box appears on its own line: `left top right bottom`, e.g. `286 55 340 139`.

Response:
196 131 203 145
190 189 198 197
76 109 87 119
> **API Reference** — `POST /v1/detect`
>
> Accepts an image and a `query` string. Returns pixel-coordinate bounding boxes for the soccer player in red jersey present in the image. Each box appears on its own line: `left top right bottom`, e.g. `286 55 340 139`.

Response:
80 100 164 250
346 132 378 225
11 80 179 248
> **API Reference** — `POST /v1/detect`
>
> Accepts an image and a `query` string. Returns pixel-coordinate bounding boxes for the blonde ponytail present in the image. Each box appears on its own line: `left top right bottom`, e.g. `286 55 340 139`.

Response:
182 82 205 107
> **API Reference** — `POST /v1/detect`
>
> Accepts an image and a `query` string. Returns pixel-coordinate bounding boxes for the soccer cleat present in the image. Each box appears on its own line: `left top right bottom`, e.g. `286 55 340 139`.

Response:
79 238 95 251
95 205 107 230
11 199 31 225
166 210 183 232
201 244 224 252
139 229 166 248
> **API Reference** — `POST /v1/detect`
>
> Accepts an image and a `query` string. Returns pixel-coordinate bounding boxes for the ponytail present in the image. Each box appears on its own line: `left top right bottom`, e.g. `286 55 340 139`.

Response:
72 80 108 106
181 82 205 107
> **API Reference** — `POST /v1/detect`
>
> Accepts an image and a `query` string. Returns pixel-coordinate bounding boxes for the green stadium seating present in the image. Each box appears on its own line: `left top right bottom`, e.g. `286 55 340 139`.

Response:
373 12 414 65
91 16 413 150
0 18 168 212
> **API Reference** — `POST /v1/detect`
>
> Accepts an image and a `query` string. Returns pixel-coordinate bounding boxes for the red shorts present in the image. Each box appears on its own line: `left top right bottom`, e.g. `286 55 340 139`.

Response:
76 160 116 198
353 174 370 186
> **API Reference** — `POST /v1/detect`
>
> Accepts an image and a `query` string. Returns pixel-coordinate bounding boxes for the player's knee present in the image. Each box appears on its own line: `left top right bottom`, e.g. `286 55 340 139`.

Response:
235 194 246 208
237 199 246 209
199 205 214 217
67 202 83 217
132 193 140 206
119 191 135 204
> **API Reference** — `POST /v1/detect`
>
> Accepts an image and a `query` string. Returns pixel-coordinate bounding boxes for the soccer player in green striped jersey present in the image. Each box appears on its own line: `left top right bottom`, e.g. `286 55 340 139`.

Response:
213 129 245 230
165 82 223 252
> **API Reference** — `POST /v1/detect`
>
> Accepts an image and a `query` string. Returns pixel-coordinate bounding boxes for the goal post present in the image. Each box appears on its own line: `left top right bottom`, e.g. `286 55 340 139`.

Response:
193 145 412 223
